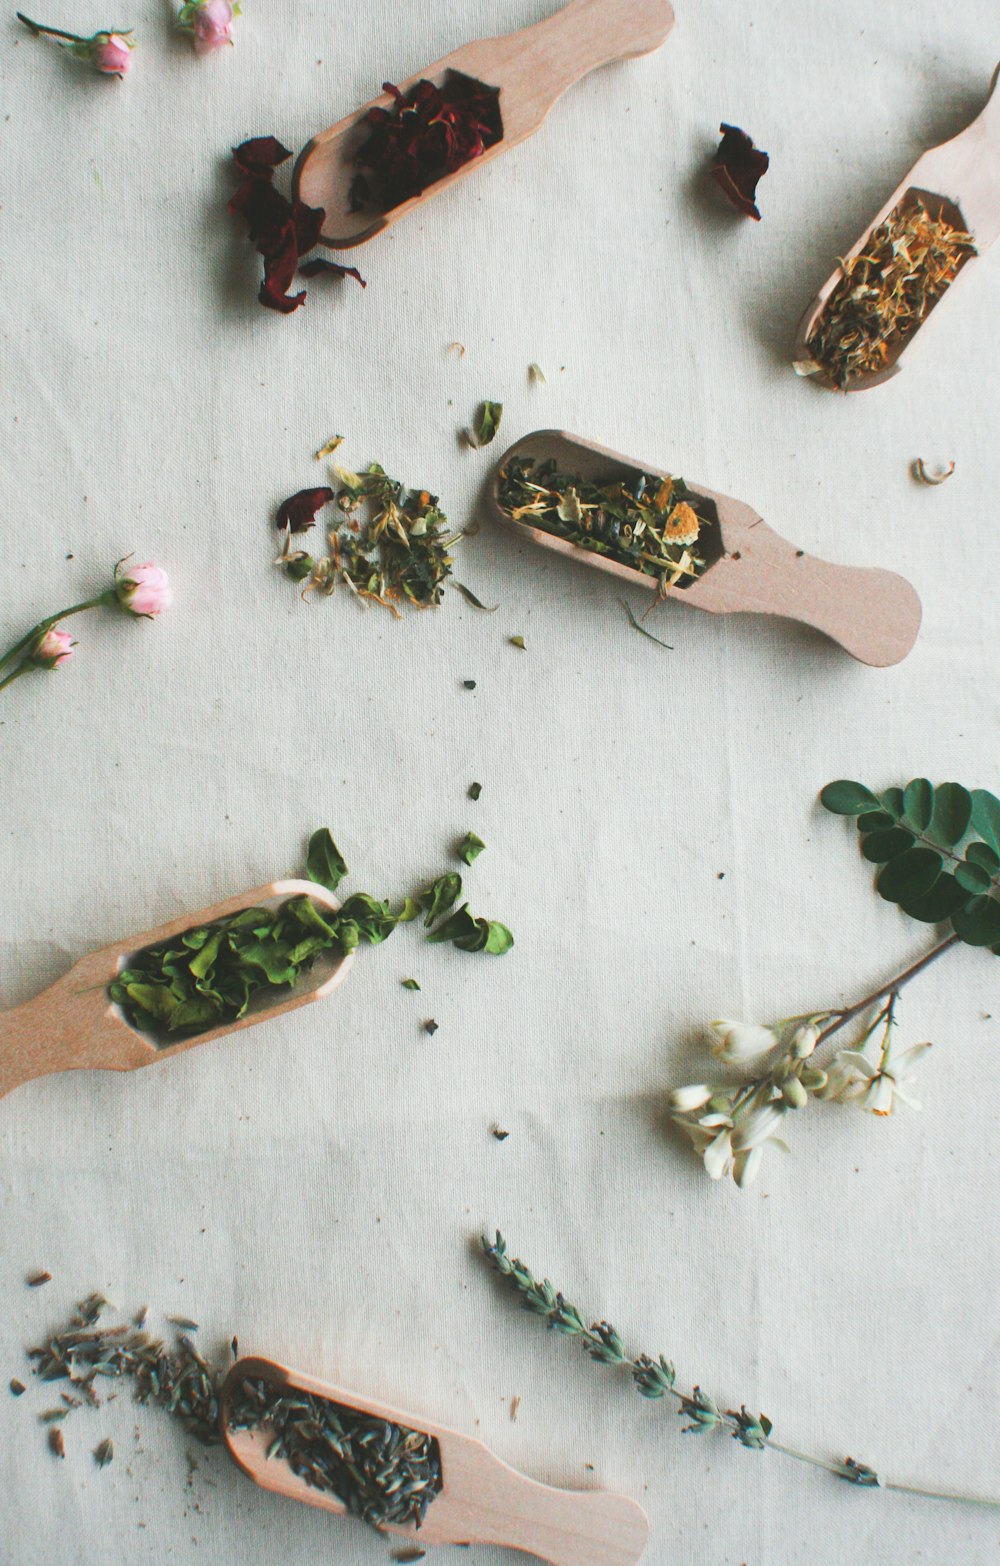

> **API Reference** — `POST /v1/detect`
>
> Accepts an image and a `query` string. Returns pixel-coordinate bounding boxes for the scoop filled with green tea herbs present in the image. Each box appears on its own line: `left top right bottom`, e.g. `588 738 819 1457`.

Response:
491 430 921 666
223 1355 649 1562
794 68 1000 389
294 0 675 248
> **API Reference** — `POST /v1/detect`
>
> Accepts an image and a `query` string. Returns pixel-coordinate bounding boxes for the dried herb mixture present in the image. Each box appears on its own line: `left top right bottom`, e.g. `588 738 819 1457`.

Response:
227 1375 443 1530
278 463 464 614
351 71 503 215
801 198 976 388
497 456 721 594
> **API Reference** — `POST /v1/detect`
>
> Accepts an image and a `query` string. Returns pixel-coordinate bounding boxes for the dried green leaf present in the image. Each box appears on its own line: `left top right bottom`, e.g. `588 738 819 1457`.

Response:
474 401 502 446
458 832 486 865
419 873 462 928
93 1438 114 1468
528 362 545 384
509 635 526 650
468 782 482 801
401 978 421 990
453 582 498 611
306 827 349 892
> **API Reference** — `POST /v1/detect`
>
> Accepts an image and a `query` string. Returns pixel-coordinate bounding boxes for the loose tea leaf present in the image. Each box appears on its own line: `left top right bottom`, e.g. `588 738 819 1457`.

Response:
48 1427 65 1458
9 1379 26 1397
352 72 502 215
27 1271 52 1287
709 124 769 220
306 827 349 892
528 362 546 384
458 832 486 865
621 599 674 650
419 872 462 928
315 435 345 460
227 1375 443 1530
912 458 955 486
468 782 482 800
803 200 976 389
509 635 526 650
453 582 498 611
93 1437 114 1468
424 1019 439 1035
401 978 420 990
463 679 477 690
498 455 722 596
281 461 463 614
474 401 503 446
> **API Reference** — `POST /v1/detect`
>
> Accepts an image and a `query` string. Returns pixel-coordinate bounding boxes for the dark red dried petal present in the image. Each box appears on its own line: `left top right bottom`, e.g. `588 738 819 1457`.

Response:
228 176 292 242
257 217 305 313
292 198 325 256
299 258 367 287
356 71 502 213
233 136 293 177
710 124 769 220
276 487 336 533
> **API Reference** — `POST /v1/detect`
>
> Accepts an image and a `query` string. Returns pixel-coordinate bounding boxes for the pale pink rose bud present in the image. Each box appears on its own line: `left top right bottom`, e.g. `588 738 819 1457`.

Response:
31 627 76 669
191 0 235 53
91 32 134 75
115 562 173 617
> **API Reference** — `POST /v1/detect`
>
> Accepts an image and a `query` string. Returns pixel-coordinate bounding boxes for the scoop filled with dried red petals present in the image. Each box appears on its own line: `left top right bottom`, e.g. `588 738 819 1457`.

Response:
710 123 769 220
350 71 503 215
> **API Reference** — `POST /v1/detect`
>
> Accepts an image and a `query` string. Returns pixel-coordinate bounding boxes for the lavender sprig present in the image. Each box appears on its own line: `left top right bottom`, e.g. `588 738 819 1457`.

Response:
481 1232 999 1509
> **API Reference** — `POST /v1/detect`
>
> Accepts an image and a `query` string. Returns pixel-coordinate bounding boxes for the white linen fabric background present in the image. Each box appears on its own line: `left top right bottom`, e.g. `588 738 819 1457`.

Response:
1 1 998 1562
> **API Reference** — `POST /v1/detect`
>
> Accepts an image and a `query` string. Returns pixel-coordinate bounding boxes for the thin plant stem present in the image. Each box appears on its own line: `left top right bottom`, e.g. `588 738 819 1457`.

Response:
0 663 33 694
16 13 83 40
482 1234 1000 1512
0 593 114 674
816 935 960 1051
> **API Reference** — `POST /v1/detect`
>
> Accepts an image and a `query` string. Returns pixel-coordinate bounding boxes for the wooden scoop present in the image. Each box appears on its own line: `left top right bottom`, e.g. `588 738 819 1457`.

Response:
222 1356 649 1566
794 63 1000 389
490 430 921 666
295 0 675 249
0 881 352 1103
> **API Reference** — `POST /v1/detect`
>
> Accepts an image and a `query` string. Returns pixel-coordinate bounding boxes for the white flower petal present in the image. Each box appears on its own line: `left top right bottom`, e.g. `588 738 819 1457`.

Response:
892 1082 922 1112
668 1084 713 1113
702 1129 733 1181
831 1050 877 1079
709 1021 778 1063
733 1145 765 1188
732 1102 786 1151
864 1074 895 1116
890 1042 932 1079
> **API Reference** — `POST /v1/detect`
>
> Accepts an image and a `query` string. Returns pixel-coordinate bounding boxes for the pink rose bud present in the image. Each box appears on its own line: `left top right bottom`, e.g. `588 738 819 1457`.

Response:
115 562 173 617
191 0 235 53
31 627 76 670
90 32 134 75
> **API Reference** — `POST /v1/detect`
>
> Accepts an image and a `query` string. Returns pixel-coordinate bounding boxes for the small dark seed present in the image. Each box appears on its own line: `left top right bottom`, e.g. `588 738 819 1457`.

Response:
27 1271 52 1288
423 1020 439 1036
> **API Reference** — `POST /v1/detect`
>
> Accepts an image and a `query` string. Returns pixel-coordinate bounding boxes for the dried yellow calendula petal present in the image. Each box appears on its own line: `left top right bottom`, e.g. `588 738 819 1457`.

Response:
663 501 701 546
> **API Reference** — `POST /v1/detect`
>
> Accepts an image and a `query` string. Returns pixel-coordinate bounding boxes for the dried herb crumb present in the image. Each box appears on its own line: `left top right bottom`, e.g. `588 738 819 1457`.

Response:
912 457 955 486
463 679 477 690
94 1437 114 1468
27 1271 52 1287
457 832 486 865
423 1019 439 1036
509 635 526 650
468 782 482 800
402 978 421 990
710 124 769 220
48 1426 66 1458
9 1379 26 1397
528 363 545 384
491 1125 510 1141
453 582 498 612
473 401 503 447
314 434 344 460
167 1317 199 1332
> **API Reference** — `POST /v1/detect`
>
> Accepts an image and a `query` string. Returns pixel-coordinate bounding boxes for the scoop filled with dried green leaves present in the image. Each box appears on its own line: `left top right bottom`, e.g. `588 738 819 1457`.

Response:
669 778 1000 1187
490 430 921 667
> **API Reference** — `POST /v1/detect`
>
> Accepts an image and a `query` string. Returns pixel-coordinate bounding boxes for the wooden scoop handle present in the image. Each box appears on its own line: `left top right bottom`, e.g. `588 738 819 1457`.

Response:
689 520 922 667
501 0 676 84
464 1465 649 1565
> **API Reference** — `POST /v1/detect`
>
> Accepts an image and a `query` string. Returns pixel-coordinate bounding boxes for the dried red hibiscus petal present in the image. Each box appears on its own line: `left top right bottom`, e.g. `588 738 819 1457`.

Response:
276 487 336 534
355 70 503 214
299 258 367 288
229 137 332 314
710 124 769 220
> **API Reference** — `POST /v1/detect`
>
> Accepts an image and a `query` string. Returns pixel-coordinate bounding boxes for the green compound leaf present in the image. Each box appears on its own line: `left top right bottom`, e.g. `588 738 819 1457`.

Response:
970 789 1000 856
928 782 973 848
820 781 880 816
306 828 349 893
856 810 896 833
955 860 993 896
952 895 1000 948
902 778 934 832
966 841 1000 876
896 873 969 924
860 827 914 864
876 847 943 904
879 787 904 818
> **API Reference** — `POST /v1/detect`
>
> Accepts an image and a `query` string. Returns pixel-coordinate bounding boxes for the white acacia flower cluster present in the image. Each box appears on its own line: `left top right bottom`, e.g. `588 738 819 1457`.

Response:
670 1013 930 1188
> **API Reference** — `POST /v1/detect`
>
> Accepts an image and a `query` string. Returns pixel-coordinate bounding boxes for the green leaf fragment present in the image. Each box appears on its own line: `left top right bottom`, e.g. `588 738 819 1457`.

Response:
928 781 972 847
820 781 880 816
509 635 526 650
474 401 502 446
469 782 482 801
458 832 486 865
902 777 934 832
306 827 349 892
401 978 420 990
453 582 498 612
484 921 514 955
419 873 462 928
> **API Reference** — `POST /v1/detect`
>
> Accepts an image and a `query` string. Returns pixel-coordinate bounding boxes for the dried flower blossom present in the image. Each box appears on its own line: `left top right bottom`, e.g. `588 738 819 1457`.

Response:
29 627 75 670
352 72 502 215
1 558 171 697
820 1041 930 1114
709 1020 779 1064
709 124 769 220
17 14 136 77
802 200 976 388
177 0 239 54
115 561 173 617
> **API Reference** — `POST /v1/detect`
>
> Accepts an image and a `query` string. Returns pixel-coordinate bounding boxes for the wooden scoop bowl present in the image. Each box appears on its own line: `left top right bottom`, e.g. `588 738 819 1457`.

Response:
489 430 921 666
794 63 1000 390
0 881 352 1103
222 1356 649 1566
295 0 675 249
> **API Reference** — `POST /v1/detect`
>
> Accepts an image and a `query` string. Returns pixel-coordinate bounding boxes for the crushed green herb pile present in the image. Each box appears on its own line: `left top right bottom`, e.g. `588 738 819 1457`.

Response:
227 1375 443 1530
800 199 976 388
27 1294 222 1448
277 463 464 614
109 829 512 1043
497 456 722 595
